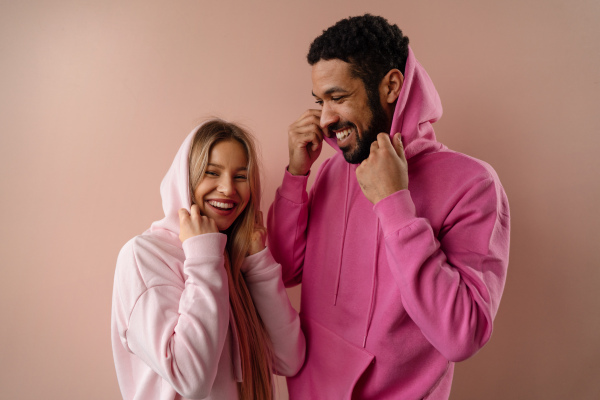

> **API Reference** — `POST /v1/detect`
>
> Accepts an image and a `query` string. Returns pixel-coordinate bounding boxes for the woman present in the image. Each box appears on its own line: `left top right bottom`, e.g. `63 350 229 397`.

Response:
111 119 305 399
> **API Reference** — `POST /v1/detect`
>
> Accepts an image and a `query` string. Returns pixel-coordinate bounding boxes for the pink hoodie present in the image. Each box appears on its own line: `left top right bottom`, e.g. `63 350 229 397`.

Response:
111 125 305 400
267 47 510 399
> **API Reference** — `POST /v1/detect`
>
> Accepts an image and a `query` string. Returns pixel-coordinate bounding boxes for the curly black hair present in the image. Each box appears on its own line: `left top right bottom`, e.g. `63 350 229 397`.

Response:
307 14 409 96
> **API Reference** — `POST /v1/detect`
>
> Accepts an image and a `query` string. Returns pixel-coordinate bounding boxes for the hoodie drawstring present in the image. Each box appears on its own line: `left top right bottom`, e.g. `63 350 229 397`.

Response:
363 219 379 348
333 162 351 306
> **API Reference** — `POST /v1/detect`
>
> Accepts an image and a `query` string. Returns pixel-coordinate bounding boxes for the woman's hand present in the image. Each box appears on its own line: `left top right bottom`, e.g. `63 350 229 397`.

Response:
248 211 267 255
178 204 218 243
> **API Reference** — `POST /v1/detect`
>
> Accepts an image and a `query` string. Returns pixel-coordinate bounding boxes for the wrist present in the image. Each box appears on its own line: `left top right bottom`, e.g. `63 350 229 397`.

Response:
287 165 309 176
248 243 266 256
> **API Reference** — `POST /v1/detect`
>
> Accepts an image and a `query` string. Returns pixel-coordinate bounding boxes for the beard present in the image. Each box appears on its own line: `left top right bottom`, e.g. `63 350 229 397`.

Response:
335 90 390 164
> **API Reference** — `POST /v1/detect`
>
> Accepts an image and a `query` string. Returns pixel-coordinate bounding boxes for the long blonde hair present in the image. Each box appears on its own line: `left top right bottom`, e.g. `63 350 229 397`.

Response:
188 119 274 400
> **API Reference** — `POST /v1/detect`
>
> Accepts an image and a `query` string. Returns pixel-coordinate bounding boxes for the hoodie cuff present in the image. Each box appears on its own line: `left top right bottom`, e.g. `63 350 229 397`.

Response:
374 190 418 237
182 232 227 259
277 168 309 204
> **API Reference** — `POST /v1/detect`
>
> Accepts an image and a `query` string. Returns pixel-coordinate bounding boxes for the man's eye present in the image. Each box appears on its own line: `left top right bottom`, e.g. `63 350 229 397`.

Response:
332 96 344 102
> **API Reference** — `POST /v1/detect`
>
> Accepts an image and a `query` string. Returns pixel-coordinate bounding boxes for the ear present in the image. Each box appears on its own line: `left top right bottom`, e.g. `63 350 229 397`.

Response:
381 69 404 104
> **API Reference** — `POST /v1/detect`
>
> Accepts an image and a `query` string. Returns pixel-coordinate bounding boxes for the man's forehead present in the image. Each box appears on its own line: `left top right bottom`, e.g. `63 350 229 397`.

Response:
311 59 360 96
312 59 352 78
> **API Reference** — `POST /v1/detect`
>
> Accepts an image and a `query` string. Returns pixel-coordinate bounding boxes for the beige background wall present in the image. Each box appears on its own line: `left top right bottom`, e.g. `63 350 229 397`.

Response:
1 1 598 399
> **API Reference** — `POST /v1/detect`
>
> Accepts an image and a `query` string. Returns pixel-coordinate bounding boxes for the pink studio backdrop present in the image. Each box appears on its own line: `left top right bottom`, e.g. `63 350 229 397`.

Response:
1 1 598 399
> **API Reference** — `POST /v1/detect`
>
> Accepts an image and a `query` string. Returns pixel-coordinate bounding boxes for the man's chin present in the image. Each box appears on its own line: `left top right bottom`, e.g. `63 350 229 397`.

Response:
341 149 363 164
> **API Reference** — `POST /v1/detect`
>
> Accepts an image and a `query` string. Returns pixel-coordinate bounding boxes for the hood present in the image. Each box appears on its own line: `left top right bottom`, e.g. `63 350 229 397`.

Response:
149 125 200 236
325 46 444 160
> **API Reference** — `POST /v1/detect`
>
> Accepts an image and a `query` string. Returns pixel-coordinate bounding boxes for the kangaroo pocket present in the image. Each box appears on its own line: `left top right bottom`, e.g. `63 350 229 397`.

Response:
287 314 374 400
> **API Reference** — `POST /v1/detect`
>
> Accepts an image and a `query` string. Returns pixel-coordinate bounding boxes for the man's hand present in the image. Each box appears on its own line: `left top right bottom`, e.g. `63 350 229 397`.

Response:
248 211 267 255
356 133 408 204
178 204 218 243
288 109 324 176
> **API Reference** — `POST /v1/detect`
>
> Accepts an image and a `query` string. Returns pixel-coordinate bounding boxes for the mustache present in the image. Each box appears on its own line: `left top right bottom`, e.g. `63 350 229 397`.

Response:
328 121 355 132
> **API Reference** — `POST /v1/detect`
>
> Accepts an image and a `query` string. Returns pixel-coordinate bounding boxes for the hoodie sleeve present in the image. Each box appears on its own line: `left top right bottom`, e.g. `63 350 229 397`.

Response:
267 168 311 286
374 177 510 362
241 247 306 376
115 233 230 399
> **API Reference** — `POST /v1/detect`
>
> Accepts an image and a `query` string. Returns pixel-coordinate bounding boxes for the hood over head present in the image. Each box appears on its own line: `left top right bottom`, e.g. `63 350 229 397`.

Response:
149 126 199 237
325 46 445 160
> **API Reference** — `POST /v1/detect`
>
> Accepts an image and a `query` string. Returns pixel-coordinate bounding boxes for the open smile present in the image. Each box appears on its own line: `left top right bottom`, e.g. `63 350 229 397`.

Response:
206 199 238 215
332 125 357 147
335 127 354 141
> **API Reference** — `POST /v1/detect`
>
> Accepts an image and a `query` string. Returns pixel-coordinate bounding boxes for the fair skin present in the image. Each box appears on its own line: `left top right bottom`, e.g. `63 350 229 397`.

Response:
178 139 266 254
288 59 409 204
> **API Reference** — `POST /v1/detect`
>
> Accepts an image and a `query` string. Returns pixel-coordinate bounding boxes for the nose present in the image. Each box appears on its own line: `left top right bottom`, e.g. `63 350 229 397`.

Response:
217 176 236 196
320 102 339 133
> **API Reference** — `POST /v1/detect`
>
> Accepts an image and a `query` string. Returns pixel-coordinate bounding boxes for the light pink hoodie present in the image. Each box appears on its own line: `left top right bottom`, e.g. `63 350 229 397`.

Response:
111 125 305 400
267 47 510 399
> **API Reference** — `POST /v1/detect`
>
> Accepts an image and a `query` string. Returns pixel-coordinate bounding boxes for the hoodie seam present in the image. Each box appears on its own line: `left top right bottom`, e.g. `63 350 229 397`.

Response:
126 241 151 326
422 361 451 399
126 285 184 328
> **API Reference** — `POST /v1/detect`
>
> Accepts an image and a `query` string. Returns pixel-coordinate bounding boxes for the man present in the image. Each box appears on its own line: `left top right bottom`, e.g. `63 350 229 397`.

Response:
268 14 510 399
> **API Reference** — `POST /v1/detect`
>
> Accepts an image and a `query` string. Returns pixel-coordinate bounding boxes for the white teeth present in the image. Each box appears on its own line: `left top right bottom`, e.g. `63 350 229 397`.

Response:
208 200 234 209
336 128 352 140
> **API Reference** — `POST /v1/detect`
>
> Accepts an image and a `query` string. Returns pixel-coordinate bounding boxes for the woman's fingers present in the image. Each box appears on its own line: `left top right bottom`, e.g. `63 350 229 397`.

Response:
179 206 218 243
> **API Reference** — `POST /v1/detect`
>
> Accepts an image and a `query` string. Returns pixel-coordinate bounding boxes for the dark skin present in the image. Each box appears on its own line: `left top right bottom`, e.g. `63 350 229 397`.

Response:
287 58 408 204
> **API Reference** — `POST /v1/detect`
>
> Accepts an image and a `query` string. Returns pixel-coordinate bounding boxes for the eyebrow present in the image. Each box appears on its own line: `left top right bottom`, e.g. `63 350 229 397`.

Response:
312 87 349 97
207 162 247 171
